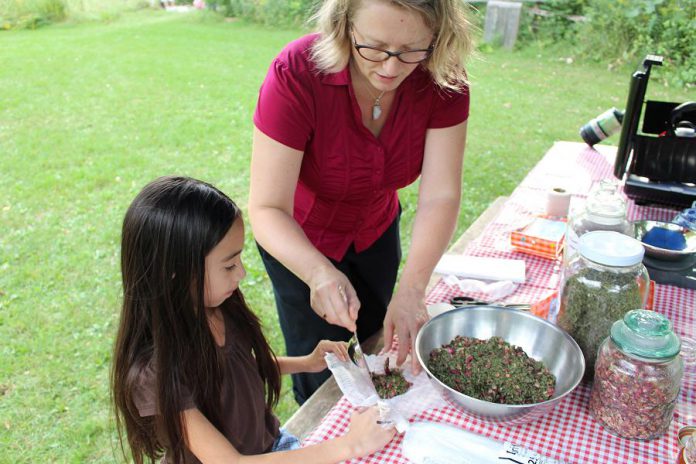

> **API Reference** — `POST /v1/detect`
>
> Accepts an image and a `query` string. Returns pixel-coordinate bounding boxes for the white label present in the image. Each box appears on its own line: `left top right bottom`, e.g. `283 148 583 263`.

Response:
498 442 572 464
565 228 580 261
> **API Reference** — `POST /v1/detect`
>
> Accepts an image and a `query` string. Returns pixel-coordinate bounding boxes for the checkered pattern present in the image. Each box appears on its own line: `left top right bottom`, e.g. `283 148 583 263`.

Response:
302 142 695 463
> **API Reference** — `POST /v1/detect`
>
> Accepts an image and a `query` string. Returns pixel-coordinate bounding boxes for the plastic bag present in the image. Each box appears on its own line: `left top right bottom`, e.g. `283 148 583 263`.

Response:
442 275 518 301
325 352 446 432
402 422 572 464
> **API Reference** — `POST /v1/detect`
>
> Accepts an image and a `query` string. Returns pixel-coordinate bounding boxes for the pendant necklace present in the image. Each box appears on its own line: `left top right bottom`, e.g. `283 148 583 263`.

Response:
358 75 386 120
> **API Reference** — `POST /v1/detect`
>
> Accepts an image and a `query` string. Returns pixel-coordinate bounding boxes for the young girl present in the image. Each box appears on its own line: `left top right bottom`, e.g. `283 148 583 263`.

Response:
112 176 395 464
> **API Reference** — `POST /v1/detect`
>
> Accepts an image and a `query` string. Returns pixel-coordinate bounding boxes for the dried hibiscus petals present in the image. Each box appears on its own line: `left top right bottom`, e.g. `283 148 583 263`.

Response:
427 336 556 405
589 341 681 440
371 359 412 399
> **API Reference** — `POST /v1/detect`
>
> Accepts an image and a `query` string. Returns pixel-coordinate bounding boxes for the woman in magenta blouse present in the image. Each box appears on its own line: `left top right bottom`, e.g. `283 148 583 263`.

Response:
249 0 473 404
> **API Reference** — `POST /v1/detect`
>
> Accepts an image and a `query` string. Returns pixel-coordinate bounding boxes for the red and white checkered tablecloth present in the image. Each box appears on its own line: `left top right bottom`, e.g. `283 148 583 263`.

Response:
302 142 695 463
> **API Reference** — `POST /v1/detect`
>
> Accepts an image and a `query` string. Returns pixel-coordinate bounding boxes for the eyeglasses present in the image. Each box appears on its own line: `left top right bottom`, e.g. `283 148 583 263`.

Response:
351 30 433 64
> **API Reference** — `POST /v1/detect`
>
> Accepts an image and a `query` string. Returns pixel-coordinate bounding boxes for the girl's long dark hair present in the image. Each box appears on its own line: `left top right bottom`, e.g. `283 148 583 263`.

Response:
112 176 280 464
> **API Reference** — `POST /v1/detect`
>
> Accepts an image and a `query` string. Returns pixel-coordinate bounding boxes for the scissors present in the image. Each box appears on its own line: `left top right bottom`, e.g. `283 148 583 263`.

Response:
449 295 531 311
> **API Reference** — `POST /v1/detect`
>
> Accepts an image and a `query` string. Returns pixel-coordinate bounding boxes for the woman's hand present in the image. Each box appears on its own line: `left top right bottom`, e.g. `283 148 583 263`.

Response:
344 407 396 458
308 265 360 332
304 340 349 373
382 286 429 374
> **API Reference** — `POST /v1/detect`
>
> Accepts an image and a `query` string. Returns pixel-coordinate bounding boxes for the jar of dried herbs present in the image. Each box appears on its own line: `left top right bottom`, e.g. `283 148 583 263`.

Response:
589 310 683 441
558 231 649 377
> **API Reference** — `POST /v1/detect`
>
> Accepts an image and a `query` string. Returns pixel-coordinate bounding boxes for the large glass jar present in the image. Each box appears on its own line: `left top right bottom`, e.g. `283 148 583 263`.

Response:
589 310 683 441
557 231 649 377
564 179 633 267
679 428 696 464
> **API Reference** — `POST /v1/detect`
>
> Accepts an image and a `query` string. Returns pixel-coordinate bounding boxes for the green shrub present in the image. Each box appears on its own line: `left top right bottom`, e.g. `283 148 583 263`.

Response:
0 0 148 29
518 0 695 86
518 0 588 42
213 0 317 28
1 0 67 29
579 0 695 86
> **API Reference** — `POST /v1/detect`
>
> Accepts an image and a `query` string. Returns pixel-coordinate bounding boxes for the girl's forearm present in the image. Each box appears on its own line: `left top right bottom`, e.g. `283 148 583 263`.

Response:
275 355 311 375
238 435 358 464
185 408 362 464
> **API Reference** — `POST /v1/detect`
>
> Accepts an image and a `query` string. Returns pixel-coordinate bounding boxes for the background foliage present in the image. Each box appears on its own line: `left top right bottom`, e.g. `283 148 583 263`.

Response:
519 0 696 86
0 0 147 28
209 0 318 27
199 0 695 86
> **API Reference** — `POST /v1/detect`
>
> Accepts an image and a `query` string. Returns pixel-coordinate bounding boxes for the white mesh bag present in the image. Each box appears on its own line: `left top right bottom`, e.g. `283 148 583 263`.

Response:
325 352 446 432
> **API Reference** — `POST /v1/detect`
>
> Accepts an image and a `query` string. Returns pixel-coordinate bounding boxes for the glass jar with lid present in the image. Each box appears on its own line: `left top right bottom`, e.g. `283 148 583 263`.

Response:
564 179 633 267
678 427 696 464
589 310 683 441
675 337 696 426
557 230 649 377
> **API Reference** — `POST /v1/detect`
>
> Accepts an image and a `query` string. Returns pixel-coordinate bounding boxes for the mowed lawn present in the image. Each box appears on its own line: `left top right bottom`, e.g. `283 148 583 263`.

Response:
1 10 694 462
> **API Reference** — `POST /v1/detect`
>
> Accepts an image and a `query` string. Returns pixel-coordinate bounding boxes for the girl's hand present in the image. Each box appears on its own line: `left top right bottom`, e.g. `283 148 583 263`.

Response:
382 286 429 374
305 340 349 373
345 407 396 458
308 265 360 332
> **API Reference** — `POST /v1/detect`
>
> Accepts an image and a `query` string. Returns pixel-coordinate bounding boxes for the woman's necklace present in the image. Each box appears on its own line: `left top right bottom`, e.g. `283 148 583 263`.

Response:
356 72 386 120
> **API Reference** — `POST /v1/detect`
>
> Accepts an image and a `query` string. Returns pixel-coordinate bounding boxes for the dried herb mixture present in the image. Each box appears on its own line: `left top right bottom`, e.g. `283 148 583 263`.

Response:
558 267 643 377
589 343 680 440
427 336 555 405
371 359 412 399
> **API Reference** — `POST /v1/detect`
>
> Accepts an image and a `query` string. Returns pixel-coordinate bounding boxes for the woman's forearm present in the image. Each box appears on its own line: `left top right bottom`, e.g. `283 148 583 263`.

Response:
398 195 460 293
249 204 359 332
398 121 467 294
249 128 334 286
248 206 334 285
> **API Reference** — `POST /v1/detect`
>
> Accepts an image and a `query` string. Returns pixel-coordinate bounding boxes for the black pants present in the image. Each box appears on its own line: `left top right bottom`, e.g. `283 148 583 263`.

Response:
257 214 401 405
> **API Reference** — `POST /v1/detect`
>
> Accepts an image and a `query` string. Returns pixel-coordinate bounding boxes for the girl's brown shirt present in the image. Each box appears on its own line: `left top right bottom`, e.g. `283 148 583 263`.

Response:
133 310 280 463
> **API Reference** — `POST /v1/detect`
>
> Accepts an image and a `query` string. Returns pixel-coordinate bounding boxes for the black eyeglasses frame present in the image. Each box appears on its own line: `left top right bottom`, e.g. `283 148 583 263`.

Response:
351 30 434 64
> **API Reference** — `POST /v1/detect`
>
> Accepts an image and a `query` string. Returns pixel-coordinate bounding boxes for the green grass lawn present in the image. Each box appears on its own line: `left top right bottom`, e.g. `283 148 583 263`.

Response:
1 10 694 462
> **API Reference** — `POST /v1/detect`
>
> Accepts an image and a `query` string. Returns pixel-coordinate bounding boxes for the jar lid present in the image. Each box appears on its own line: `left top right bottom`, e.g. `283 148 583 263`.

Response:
610 310 681 359
585 180 627 223
578 230 645 266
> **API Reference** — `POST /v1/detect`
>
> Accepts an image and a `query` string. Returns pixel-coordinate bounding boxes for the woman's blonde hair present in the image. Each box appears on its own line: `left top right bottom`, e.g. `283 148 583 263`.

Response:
309 0 475 91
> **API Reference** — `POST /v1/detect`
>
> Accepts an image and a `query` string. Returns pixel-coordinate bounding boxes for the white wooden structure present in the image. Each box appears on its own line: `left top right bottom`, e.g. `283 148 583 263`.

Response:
468 0 546 49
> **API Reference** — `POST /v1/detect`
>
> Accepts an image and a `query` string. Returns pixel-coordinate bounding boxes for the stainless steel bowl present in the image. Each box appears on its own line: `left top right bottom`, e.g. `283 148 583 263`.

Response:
415 306 585 425
632 220 696 261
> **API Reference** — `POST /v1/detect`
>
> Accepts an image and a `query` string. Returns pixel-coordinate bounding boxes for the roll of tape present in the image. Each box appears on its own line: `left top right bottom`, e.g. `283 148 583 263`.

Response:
546 187 571 218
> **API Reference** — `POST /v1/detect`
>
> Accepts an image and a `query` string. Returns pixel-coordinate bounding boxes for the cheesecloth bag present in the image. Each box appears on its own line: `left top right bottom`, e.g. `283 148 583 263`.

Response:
325 352 447 432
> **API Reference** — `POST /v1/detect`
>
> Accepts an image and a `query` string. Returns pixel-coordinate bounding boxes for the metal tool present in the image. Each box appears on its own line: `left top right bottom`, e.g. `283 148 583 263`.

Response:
342 285 374 377
450 295 531 311
347 332 371 375
348 333 389 398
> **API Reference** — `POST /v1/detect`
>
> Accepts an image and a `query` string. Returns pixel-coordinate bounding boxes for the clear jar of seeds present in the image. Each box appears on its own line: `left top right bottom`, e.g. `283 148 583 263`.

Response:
589 310 683 441
558 231 649 377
